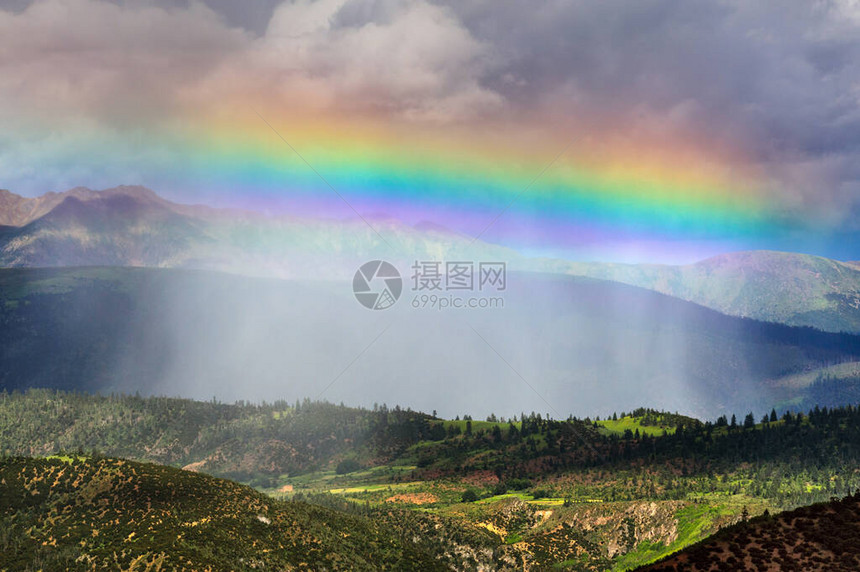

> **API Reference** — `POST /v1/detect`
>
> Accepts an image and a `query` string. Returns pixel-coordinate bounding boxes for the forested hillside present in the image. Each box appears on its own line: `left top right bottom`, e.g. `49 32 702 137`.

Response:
4 390 860 507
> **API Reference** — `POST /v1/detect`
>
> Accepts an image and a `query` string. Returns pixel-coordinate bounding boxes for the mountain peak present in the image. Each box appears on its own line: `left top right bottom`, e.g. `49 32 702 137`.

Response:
65 185 160 203
0 185 183 228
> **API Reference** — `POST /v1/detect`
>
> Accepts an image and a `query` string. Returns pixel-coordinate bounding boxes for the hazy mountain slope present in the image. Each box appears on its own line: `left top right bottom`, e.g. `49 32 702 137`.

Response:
0 188 68 227
1 267 858 419
0 456 498 571
1 194 212 268
0 187 201 267
566 251 860 333
639 493 860 571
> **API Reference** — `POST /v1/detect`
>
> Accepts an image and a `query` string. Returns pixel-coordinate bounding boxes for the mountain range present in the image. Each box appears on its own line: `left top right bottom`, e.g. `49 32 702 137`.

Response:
1 186 859 333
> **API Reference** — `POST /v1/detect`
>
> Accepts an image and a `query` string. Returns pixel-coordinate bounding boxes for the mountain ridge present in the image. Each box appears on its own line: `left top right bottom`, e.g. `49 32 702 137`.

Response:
0 185 228 225
2 186 860 332
566 250 860 333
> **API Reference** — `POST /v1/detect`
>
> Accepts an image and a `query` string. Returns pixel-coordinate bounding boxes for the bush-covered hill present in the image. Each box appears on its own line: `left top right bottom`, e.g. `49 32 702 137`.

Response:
638 492 860 571
0 456 500 571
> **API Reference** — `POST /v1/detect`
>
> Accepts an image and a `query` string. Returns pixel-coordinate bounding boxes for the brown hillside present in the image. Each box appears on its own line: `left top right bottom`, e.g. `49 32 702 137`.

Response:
638 493 860 571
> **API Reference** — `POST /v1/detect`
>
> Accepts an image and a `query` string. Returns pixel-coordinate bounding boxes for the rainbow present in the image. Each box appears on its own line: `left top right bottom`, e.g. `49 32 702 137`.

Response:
93 110 795 262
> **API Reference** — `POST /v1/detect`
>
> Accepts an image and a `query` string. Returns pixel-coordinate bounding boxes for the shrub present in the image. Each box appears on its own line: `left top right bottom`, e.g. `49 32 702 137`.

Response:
507 478 532 490
335 458 361 475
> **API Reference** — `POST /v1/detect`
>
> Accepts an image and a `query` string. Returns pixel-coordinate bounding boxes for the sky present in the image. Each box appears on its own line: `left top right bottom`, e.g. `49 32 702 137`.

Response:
1 0 860 262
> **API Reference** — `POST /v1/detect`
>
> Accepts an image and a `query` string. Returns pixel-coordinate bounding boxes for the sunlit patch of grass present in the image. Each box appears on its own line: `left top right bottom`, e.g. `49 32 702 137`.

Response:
526 498 565 506
330 482 421 494
595 416 675 437
45 455 87 463
440 419 520 435
475 492 533 504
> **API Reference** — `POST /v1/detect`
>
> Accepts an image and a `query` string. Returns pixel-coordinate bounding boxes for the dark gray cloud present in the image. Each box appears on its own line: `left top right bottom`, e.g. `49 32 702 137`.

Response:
440 0 860 226
447 1 860 149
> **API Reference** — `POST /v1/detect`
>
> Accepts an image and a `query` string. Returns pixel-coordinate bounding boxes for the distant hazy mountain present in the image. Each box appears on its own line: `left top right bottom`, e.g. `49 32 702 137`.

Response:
2 186 859 332
1 266 857 419
565 251 860 333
